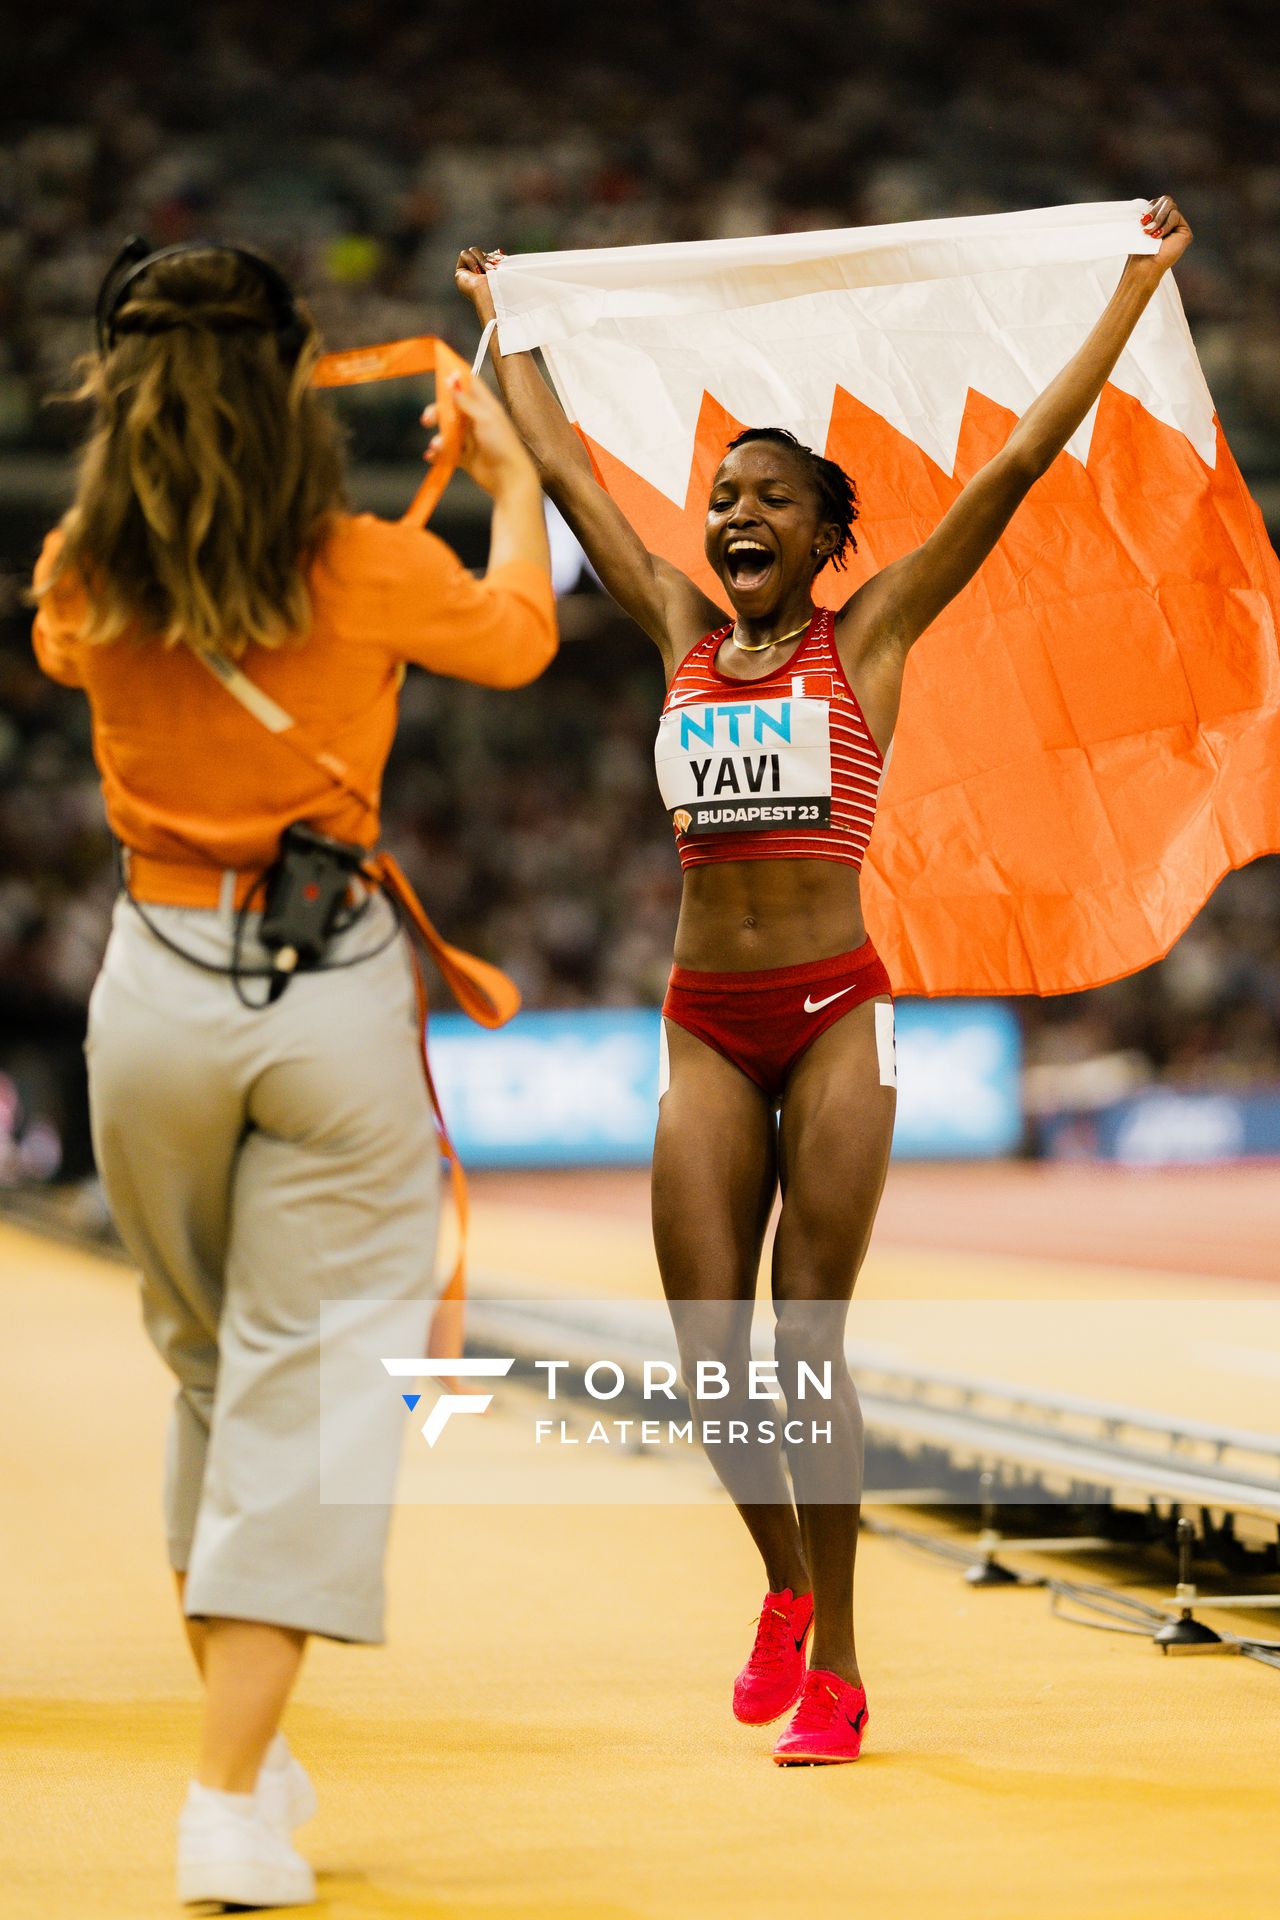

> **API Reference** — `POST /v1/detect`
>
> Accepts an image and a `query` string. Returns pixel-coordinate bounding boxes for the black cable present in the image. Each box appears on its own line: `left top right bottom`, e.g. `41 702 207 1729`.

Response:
225 868 386 1009
1047 1581 1168 1637
865 1513 1280 1677
120 858 402 1008
861 1513 1041 1578
1050 1582 1280 1664
1047 1576 1168 1624
230 866 278 1008
125 886 277 978
860 1515 972 1566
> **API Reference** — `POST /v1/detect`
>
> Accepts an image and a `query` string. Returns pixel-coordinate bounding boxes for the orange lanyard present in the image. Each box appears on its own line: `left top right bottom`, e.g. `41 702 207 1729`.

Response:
311 334 473 528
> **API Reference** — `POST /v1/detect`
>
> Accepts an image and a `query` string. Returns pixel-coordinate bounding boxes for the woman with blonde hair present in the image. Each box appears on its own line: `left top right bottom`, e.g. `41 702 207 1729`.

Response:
33 239 556 1906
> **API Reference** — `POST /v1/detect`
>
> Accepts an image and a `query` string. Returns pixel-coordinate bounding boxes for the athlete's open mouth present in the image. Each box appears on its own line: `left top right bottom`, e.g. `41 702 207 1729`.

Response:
724 537 776 592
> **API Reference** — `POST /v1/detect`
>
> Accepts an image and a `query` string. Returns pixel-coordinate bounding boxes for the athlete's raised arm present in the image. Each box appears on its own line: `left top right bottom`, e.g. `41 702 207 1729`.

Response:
455 248 721 669
844 196 1193 699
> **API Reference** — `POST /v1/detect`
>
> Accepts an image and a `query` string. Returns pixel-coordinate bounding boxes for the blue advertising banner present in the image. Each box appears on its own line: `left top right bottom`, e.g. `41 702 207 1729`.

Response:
893 1000 1023 1159
1042 1090 1280 1165
430 1011 659 1169
429 1002 1022 1168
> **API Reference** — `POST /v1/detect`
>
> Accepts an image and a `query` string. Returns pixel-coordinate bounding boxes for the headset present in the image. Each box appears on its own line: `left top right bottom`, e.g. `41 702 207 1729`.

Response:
94 236 309 365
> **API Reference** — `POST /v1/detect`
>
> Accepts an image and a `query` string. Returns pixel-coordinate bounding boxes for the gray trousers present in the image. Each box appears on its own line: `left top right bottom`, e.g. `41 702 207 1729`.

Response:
87 893 440 1642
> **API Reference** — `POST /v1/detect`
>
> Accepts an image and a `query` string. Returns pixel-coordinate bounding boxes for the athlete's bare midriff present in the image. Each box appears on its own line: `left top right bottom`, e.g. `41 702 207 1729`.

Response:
673 856 868 972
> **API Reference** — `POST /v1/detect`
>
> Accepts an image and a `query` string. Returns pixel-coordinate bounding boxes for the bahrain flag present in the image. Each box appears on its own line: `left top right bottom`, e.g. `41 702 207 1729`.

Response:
490 203 1280 996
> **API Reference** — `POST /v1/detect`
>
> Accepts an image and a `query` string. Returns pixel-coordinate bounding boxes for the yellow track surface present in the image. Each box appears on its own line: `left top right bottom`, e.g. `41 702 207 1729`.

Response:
467 1172 1280 1434
2 1211 1278 1920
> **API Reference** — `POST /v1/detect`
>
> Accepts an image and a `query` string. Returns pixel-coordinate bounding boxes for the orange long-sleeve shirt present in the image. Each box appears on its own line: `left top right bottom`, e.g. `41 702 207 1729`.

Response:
32 513 557 896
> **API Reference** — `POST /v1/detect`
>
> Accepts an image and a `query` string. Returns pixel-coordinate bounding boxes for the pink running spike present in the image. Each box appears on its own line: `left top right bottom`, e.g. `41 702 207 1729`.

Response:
772 1668 869 1764
732 1588 814 1726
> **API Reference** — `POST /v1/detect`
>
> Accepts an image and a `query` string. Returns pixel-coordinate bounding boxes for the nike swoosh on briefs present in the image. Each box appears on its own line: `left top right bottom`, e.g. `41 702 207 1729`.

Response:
803 985 859 1013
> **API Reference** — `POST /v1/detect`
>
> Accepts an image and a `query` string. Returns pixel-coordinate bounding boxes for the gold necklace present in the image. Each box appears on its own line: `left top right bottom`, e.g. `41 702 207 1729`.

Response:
732 615 812 654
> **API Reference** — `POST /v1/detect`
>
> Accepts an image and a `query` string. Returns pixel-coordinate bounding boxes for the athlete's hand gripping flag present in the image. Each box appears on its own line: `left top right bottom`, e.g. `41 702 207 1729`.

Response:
487 202 1280 996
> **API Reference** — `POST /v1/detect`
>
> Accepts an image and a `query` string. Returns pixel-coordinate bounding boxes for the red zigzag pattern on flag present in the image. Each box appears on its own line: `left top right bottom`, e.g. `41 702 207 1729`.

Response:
580 383 1280 996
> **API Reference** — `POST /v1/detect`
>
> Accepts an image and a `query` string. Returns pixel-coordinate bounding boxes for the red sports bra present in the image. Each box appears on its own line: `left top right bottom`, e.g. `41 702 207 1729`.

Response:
654 608 885 872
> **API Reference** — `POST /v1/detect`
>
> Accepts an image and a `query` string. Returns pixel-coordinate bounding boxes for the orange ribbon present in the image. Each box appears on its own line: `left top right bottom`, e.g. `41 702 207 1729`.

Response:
361 851 521 1366
313 334 473 529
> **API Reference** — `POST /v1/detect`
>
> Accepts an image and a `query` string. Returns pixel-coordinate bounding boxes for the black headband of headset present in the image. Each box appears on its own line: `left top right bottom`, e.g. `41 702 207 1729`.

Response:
94 236 307 364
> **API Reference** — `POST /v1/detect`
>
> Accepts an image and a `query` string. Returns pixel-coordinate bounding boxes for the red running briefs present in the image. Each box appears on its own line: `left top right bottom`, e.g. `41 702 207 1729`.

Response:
662 939 894 1100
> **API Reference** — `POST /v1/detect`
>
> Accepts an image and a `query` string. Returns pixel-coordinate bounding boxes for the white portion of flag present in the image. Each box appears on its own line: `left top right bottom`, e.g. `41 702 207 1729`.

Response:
490 201 1216 502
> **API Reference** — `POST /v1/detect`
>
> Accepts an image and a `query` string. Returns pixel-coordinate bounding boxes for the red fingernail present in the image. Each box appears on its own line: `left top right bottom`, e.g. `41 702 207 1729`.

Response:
1152 228 1162 237
1141 214 1152 224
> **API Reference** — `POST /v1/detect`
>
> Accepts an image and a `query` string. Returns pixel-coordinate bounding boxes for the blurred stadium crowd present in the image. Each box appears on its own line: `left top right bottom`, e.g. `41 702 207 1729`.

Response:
6 0 1280 453
3 0 1280 1175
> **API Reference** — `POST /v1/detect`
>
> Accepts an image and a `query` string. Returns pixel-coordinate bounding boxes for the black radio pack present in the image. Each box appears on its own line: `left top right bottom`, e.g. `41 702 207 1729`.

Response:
258 823 370 996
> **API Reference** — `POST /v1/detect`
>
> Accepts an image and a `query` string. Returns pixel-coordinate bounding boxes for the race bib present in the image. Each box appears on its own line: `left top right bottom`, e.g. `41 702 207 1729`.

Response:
655 695 832 835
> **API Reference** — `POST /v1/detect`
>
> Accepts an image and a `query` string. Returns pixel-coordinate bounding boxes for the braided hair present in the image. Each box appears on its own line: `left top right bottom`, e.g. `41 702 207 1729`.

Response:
725 427 859 573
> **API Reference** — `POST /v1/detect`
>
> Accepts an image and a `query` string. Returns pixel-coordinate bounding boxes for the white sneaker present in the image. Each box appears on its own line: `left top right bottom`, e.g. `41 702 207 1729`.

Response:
256 1734 318 1833
177 1780 316 1908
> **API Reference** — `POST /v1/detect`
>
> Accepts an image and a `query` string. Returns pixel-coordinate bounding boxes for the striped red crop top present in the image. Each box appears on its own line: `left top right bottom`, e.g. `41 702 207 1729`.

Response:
654 608 885 872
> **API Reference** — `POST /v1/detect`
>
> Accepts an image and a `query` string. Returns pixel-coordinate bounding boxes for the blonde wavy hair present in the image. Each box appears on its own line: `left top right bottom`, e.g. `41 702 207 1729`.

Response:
38 247 346 654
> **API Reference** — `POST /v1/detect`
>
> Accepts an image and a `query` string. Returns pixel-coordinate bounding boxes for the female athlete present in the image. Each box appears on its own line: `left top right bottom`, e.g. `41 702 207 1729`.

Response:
33 241 555 1902
457 195 1191 1764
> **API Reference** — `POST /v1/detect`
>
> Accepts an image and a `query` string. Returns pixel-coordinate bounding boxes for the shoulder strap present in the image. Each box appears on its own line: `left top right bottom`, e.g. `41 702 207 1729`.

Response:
189 645 519 1026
